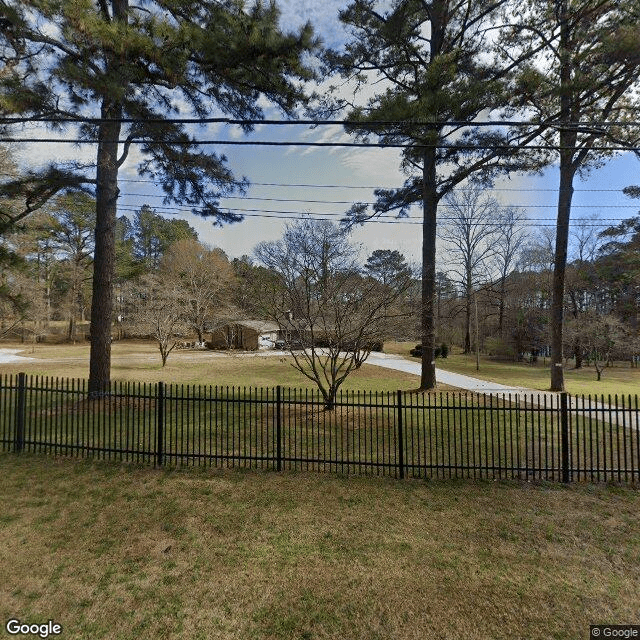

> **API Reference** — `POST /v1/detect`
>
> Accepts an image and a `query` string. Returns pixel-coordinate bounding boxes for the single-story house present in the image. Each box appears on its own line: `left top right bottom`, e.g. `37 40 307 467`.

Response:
208 320 280 351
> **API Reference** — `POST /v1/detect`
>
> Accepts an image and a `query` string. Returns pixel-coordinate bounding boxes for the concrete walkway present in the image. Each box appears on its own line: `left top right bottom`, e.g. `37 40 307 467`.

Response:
366 352 639 430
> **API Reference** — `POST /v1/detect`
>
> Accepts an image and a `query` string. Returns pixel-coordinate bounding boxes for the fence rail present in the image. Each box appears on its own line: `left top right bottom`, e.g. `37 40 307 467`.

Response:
1 373 638 483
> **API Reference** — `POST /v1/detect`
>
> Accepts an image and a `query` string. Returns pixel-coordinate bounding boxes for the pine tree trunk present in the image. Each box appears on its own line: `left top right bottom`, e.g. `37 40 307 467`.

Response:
89 106 122 394
419 2 446 391
550 160 575 391
88 0 127 396
550 0 575 393
420 147 438 390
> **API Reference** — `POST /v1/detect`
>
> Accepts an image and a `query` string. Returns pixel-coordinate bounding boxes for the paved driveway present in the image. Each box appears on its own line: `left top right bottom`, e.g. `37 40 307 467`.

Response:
367 352 532 394
0 348 37 364
366 352 639 430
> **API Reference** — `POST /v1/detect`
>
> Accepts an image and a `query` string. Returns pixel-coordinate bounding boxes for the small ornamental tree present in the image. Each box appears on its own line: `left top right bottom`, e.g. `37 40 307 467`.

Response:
126 275 188 367
255 219 411 409
565 312 634 381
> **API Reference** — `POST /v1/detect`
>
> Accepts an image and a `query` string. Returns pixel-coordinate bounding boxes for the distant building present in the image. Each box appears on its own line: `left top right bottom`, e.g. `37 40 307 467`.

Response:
208 320 280 351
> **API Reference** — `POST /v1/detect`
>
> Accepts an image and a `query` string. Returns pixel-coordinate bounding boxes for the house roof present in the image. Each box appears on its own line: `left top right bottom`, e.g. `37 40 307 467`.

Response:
233 320 280 333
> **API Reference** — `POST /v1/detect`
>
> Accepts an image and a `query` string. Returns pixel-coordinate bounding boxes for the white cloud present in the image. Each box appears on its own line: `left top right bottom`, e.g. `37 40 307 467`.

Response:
229 125 244 140
276 0 350 48
120 145 146 180
15 123 96 174
339 147 405 186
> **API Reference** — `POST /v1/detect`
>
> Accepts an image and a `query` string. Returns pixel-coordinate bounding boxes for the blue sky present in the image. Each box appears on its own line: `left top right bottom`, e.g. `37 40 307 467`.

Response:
17 0 640 266
157 0 640 264
118 143 640 265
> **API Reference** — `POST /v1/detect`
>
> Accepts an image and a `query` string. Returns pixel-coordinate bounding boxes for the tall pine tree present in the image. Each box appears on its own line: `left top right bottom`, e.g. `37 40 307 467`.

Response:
328 0 544 389
502 0 640 390
0 0 317 393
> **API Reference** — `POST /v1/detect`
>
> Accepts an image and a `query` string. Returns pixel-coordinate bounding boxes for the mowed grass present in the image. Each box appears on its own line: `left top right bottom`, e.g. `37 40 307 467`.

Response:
0 454 638 640
385 341 640 398
1 340 430 392
4 339 638 397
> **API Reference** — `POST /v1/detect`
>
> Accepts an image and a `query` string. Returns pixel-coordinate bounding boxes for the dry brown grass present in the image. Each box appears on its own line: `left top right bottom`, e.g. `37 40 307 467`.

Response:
385 341 640 397
0 453 638 640
0 340 461 393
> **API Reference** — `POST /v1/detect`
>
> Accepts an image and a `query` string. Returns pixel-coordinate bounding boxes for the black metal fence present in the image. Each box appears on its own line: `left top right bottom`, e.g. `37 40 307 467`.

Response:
1 373 639 483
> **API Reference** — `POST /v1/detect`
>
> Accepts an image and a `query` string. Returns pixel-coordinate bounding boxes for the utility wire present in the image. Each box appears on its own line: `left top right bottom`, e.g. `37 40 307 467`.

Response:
116 193 639 210
114 204 629 226
3 137 640 151
117 178 633 192
117 193 640 208
4 116 640 127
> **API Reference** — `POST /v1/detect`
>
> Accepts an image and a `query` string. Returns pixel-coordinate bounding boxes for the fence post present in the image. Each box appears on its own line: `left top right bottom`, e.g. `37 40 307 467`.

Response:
156 381 164 467
561 391 570 483
397 390 404 479
14 372 26 453
276 385 282 471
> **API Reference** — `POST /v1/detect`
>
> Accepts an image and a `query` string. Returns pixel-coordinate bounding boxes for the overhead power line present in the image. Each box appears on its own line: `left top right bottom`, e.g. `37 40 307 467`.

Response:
4 137 640 152
3 116 640 127
248 185 631 193
117 178 632 193
114 204 631 226
117 192 640 209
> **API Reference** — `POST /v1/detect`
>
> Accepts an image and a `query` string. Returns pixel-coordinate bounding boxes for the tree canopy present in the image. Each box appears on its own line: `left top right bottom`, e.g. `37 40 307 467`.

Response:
0 0 318 392
328 0 544 389
501 0 640 390
364 249 412 287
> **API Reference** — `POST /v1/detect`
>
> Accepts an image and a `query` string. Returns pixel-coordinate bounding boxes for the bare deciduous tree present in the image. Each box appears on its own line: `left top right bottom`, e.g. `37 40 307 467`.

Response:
255 219 411 409
438 190 501 354
125 276 188 367
566 214 604 368
493 207 529 337
161 239 237 344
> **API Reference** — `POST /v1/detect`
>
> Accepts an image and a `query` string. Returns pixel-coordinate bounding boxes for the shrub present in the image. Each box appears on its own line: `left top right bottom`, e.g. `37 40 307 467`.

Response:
409 344 449 358
484 336 516 360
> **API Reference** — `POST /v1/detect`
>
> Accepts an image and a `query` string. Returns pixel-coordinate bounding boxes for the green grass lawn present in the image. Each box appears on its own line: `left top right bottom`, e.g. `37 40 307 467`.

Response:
3 382 636 483
0 454 638 640
4 339 638 398
1 340 428 392
385 341 640 398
